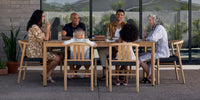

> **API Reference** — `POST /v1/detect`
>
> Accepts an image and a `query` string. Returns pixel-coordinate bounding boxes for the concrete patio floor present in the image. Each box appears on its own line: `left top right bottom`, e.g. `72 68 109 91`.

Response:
0 66 200 100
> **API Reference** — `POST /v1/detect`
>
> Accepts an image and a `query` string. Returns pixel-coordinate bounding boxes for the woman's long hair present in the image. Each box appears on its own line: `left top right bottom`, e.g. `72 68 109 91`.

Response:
27 10 44 31
148 14 164 31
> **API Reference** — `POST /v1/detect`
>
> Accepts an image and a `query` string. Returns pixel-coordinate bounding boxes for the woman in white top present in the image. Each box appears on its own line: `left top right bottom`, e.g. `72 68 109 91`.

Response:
140 14 170 83
115 24 139 86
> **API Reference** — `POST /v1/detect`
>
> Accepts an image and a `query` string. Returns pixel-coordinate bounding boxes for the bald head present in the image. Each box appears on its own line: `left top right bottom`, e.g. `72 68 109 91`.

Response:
70 13 78 18
70 13 80 27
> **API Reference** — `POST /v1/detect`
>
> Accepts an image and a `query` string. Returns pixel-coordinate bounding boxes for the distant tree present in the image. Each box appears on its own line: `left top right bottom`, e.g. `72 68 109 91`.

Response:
62 15 70 24
94 12 113 35
154 6 163 11
192 19 200 47
64 3 73 12
172 7 181 11
80 16 89 36
82 5 89 11
111 0 124 11
167 22 188 40
181 3 188 10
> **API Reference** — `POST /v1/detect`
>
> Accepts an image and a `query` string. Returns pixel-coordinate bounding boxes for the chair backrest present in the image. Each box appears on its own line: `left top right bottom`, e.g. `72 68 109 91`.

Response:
168 40 184 57
64 42 94 62
18 40 29 59
109 43 139 63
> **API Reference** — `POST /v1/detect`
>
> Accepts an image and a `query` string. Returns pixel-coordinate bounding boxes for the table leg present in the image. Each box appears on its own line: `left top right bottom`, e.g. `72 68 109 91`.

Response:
151 43 155 86
43 43 47 86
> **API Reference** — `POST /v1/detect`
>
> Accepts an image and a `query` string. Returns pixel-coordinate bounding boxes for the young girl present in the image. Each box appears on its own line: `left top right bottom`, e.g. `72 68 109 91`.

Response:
61 28 97 78
115 23 139 86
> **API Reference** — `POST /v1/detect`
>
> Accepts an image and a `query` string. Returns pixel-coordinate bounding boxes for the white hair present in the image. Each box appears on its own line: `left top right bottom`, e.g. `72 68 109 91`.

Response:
148 14 164 30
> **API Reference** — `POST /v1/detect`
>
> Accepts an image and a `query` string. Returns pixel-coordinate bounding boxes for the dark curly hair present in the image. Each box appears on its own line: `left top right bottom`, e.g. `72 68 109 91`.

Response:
120 24 139 42
27 10 44 31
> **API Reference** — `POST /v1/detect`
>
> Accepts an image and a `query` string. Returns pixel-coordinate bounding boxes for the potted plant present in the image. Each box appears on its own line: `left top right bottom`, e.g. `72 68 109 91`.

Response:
0 58 8 75
0 25 24 73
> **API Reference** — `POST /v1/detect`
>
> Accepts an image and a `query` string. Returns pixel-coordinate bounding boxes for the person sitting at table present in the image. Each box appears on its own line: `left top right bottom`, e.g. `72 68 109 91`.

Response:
26 10 63 83
97 9 126 80
62 13 86 71
61 28 97 78
140 14 170 83
115 23 139 86
61 13 86 40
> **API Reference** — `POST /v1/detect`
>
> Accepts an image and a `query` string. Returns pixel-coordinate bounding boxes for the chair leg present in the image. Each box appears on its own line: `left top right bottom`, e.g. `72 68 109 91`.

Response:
91 65 94 91
136 63 139 93
64 62 67 91
23 62 27 80
106 60 108 87
174 61 179 80
94 59 97 87
109 64 112 92
17 66 23 84
180 65 185 84
157 59 160 85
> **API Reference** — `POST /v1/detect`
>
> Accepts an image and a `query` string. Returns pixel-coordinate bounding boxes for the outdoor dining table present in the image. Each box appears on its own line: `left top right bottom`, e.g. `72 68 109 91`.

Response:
42 40 155 86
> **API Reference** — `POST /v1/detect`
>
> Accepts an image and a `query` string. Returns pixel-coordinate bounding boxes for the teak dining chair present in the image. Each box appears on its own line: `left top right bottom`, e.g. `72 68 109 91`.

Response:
156 40 185 84
17 40 62 84
108 43 139 93
64 42 94 91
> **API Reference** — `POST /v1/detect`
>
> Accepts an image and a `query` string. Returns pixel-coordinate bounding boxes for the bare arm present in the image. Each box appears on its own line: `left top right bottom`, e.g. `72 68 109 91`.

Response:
93 44 97 47
44 22 51 41
62 30 72 40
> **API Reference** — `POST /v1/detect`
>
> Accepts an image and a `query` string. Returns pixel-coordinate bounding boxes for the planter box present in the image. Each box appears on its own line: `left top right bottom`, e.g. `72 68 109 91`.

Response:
0 68 8 75
7 62 19 74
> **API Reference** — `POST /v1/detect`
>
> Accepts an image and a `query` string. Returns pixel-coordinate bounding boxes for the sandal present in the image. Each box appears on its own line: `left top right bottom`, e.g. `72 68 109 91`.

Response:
40 73 43 78
140 78 146 83
140 78 151 84
99 76 106 81
47 77 56 83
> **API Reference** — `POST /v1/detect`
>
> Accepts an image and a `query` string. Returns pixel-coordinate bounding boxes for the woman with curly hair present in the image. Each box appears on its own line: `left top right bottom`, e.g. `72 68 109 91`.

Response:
115 23 139 86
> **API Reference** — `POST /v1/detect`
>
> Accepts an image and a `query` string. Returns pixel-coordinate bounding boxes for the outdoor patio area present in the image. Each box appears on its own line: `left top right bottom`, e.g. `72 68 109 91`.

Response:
0 66 200 100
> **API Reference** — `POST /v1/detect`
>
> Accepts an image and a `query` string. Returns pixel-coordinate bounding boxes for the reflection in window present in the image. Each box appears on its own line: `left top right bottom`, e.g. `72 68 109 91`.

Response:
42 0 90 38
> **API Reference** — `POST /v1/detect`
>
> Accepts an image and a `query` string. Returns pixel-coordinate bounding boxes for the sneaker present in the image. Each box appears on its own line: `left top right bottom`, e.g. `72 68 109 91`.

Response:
115 82 120 86
115 79 120 86
123 80 128 86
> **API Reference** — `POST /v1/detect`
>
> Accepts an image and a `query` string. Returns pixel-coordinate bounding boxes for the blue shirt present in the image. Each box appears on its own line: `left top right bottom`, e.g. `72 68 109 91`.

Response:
62 22 86 37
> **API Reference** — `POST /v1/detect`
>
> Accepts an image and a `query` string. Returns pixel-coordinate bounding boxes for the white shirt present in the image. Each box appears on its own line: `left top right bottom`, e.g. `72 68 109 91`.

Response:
146 25 170 58
114 28 121 37
115 41 136 60
63 38 96 59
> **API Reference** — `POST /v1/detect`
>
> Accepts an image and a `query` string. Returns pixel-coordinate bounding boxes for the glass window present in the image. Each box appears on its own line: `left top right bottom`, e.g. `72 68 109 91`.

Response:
42 0 90 39
92 0 140 36
191 0 200 61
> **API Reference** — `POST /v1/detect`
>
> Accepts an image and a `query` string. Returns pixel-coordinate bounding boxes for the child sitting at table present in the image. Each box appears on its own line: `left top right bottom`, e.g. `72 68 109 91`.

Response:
115 23 139 86
61 28 97 78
